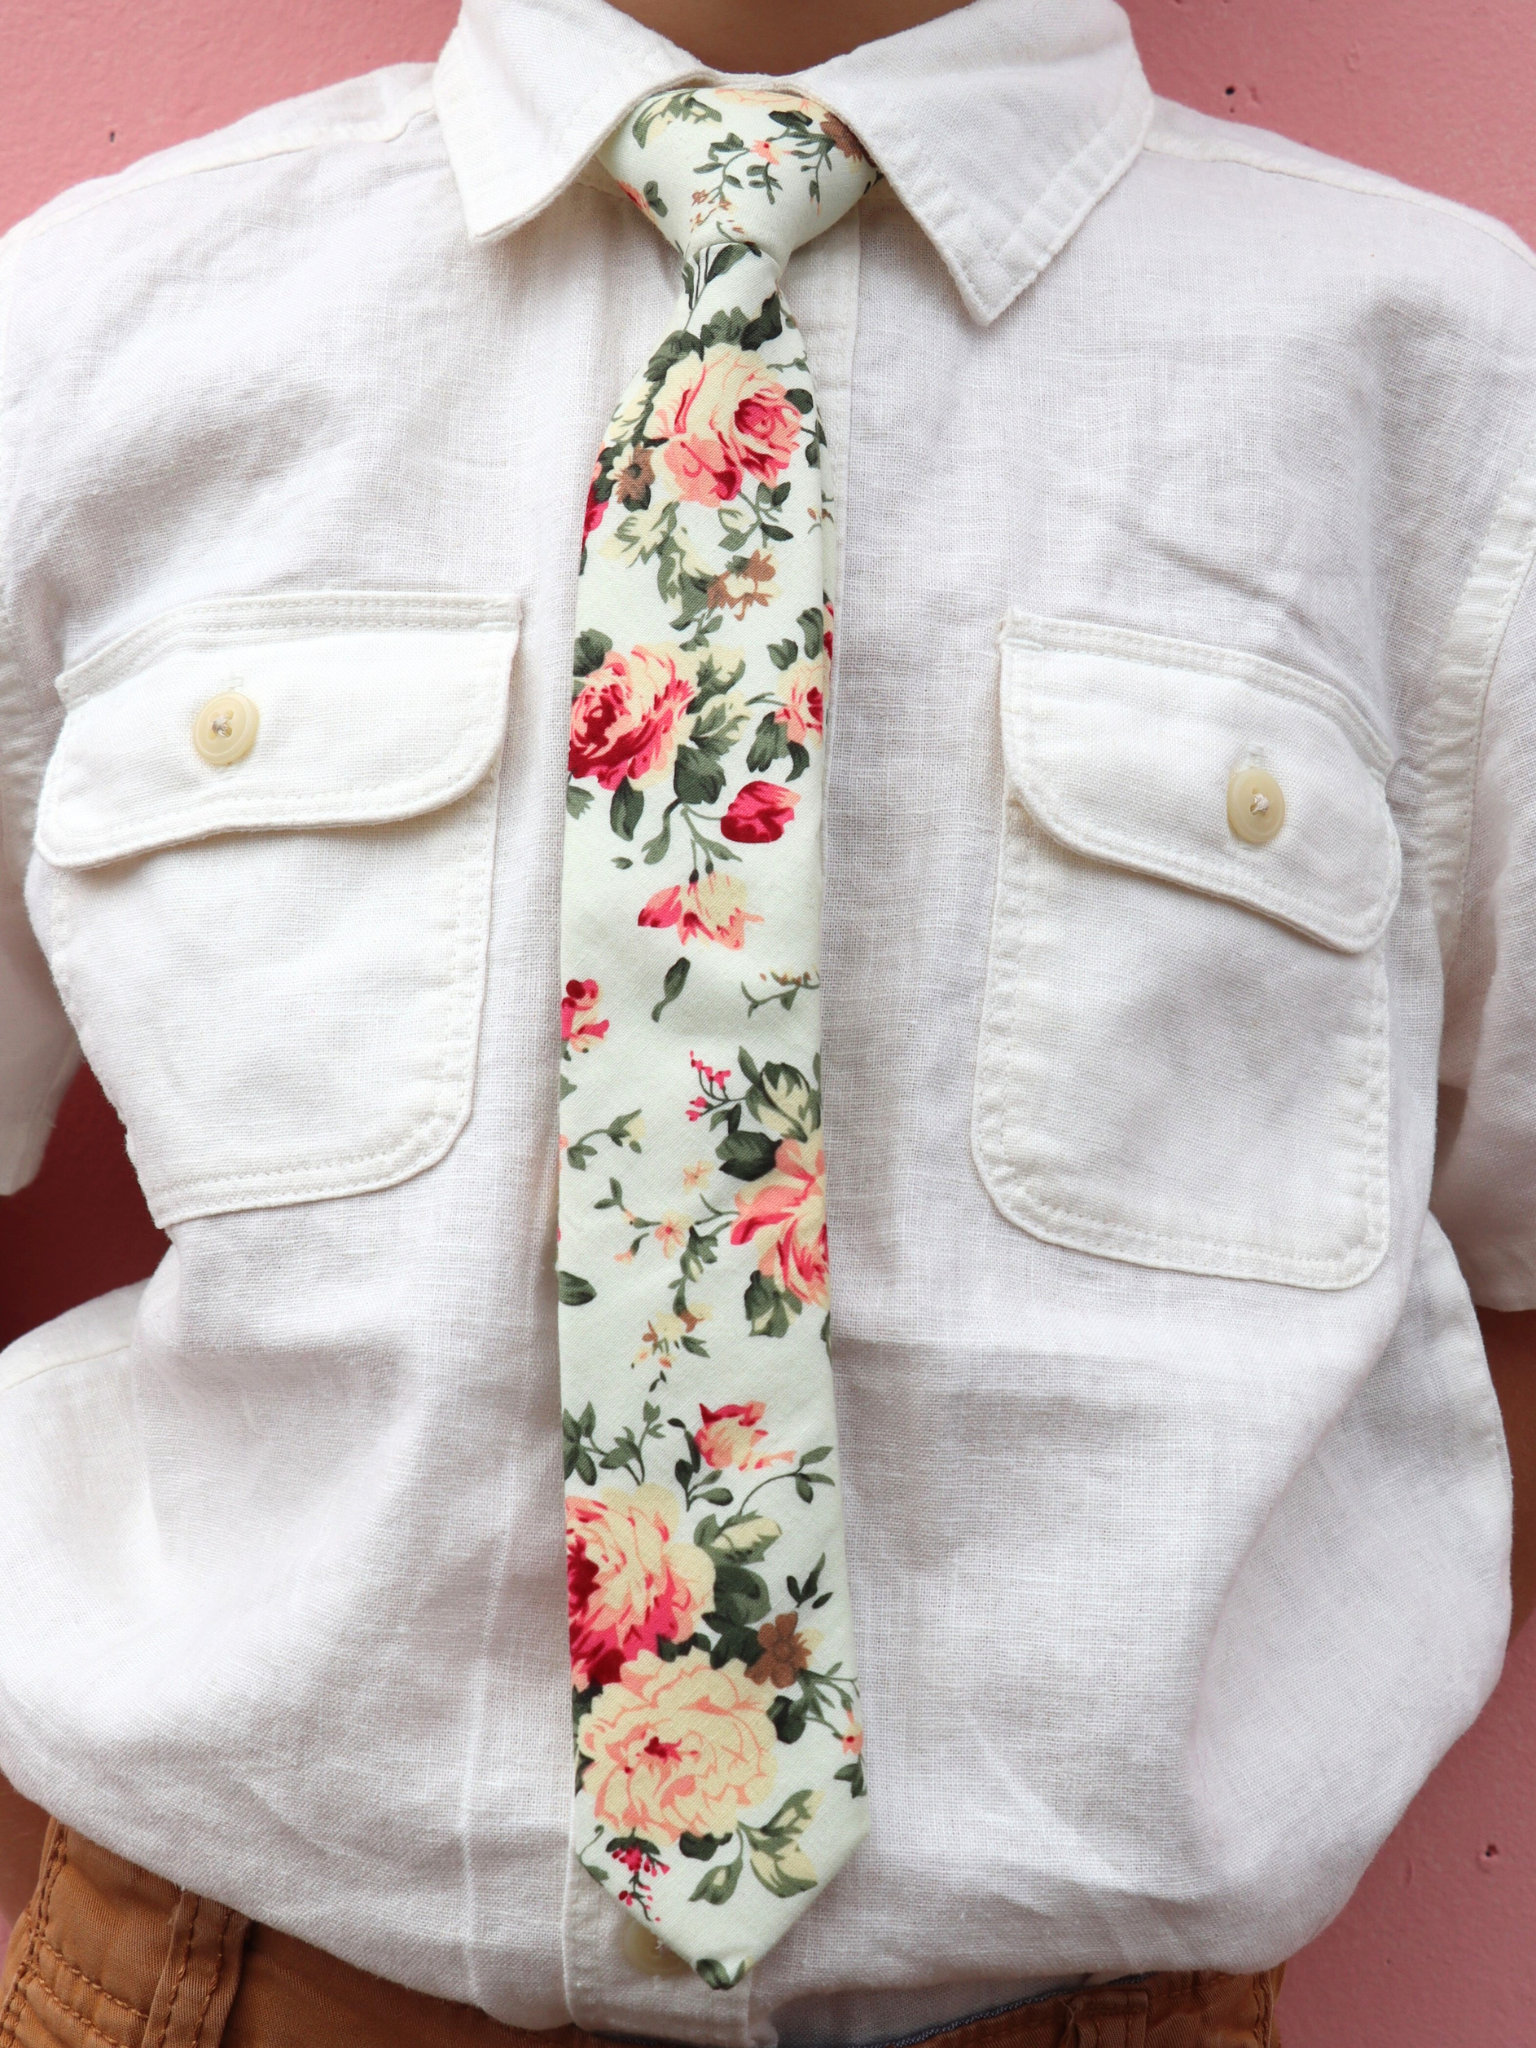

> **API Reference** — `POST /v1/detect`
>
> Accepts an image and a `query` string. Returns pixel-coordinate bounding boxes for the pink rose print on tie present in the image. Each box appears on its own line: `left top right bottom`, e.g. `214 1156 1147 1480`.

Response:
582 454 609 541
651 344 802 506
720 781 800 844
774 660 825 746
567 1484 715 1692
561 978 610 1055
686 1052 732 1120
577 1648 778 1847
569 645 698 791
696 1401 796 1473
731 1132 830 1311
639 871 762 949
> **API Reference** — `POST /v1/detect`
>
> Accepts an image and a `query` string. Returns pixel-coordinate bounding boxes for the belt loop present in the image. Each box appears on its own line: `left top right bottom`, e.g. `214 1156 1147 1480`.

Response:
1064 1988 1149 2048
142 1890 251 2048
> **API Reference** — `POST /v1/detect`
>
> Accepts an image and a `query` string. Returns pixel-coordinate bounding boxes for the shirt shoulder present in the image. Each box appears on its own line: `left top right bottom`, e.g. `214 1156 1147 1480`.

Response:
0 64 457 733
1141 96 1536 328
0 63 440 281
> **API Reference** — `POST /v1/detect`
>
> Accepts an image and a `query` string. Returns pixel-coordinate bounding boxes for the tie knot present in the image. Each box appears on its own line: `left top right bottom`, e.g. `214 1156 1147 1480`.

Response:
602 87 878 281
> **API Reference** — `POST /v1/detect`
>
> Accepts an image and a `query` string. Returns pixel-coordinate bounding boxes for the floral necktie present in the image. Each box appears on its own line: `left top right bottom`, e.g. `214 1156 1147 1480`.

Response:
557 88 878 1986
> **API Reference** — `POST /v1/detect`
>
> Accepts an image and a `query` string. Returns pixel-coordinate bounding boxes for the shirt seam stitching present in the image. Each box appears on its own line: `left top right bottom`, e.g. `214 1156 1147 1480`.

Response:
54 590 520 705
977 63 1154 302
1423 425 1536 968
434 25 703 240
866 60 1151 318
1144 122 1536 274
0 83 438 262
1002 611 1393 767
0 218 30 888
0 1333 135 1400
0 86 441 892
0 1034 81 1192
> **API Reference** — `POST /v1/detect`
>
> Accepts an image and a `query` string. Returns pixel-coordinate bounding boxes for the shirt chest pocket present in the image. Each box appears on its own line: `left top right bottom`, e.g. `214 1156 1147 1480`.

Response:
34 594 519 1228
972 614 1402 1290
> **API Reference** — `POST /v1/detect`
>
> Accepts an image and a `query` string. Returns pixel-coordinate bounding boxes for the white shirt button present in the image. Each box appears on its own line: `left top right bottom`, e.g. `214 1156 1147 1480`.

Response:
192 691 259 767
1227 765 1285 844
621 1918 691 1978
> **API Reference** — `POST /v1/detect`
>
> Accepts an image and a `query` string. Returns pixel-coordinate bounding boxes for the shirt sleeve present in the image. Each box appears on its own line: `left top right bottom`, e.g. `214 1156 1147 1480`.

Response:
0 879 78 1193
1433 541 1536 1309
0 241 80 1196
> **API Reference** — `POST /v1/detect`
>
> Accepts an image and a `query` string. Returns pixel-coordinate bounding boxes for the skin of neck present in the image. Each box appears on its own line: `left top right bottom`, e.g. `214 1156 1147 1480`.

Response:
601 0 975 72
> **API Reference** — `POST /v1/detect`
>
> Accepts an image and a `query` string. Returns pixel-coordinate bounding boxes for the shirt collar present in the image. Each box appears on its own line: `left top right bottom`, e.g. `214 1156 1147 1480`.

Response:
433 0 1153 323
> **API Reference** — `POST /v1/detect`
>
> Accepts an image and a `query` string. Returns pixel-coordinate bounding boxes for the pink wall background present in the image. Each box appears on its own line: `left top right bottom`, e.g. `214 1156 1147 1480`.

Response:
2 2 1534 2041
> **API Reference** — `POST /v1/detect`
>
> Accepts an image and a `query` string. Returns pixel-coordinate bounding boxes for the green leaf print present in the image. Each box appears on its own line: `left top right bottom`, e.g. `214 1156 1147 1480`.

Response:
697 305 749 350
694 1514 781 1565
679 1831 731 1861
745 1269 801 1338
672 745 726 806
632 90 722 146
786 1556 824 1604
557 1271 597 1307
573 628 612 679
717 1129 778 1181
710 1624 764 1670
610 780 644 841
691 1859 743 1906
768 1695 809 1744
746 713 790 773
643 328 704 387
641 811 673 864
740 293 784 354
692 649 746 702
562 1403 599 1484
564 1113 644 1172
746 1059 815 1139
706 1562 770 1628
690 691 749 758
651 956 690 1022
741 969 819 1018
742 1789 822 1897
696 1958 748 1991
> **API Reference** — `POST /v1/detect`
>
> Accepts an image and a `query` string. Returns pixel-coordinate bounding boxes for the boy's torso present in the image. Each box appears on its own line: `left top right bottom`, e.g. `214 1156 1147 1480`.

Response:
0 3 1533 2039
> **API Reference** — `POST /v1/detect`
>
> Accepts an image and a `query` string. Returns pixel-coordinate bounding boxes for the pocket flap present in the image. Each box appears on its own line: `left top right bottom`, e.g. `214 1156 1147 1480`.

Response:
1000 614 1400 954
36 593 520 869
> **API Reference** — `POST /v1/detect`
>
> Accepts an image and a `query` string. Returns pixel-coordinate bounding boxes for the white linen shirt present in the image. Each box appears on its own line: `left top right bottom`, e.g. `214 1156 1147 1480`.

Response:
1 0 1534 2040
